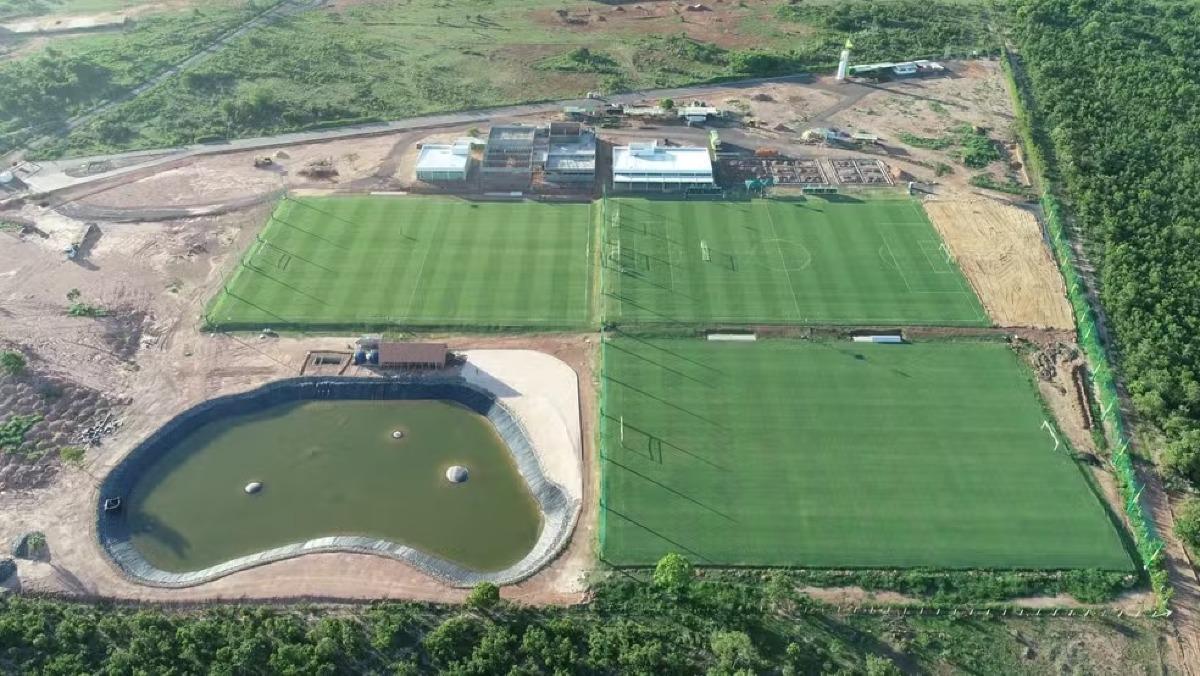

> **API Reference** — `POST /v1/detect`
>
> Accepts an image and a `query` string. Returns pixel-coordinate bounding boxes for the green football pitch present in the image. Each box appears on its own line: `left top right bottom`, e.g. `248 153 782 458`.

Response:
207 196 594 329
602 196 989 326
599 338 1132 570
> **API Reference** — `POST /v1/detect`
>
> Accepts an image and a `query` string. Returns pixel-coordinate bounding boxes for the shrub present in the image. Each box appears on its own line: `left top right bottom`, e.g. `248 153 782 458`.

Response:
0 351 25 377
59 446 86 466
466 582 500 609
1175 498 1200 555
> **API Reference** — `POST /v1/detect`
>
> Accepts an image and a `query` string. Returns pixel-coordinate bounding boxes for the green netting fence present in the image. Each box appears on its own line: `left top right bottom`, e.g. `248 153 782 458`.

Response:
597 336 610 560
1003 49 1170 614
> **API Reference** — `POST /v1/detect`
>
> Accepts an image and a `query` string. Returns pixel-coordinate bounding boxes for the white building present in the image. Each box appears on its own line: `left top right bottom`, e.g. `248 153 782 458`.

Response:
415 142 473 183
611 142 715 193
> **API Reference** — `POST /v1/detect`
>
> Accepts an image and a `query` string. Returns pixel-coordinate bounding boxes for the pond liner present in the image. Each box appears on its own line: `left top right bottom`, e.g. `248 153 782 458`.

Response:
96 376 580 588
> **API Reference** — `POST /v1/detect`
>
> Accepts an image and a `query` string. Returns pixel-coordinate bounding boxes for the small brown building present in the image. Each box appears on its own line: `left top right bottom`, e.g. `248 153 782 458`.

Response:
378 342 448 369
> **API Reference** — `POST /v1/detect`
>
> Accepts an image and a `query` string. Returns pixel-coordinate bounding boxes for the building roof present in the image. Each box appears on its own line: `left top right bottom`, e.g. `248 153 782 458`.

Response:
677 105 719 118
378 342 448 365
612 143 713 182
487 125 537 143
546 131 597 172
416 145 470 173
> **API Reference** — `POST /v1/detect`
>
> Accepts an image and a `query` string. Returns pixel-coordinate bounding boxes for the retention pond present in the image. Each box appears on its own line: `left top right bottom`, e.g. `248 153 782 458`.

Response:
99 378 575 586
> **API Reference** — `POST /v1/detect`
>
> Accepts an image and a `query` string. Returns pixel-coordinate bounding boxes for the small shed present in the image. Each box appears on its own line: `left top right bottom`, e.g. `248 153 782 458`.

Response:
377 342 448 369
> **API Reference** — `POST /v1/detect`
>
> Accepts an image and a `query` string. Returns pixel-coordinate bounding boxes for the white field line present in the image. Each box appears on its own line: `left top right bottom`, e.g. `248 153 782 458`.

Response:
761 200 804 321
880 234 914 292
402 239 434 318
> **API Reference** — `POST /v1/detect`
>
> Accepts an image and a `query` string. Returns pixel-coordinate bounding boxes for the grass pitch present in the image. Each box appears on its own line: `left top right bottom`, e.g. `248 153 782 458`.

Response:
207 196 594 330
603 196 989 326
600 338 1132 570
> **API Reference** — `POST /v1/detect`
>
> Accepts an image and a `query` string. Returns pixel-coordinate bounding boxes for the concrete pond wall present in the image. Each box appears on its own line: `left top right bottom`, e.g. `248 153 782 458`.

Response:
97 376 580 588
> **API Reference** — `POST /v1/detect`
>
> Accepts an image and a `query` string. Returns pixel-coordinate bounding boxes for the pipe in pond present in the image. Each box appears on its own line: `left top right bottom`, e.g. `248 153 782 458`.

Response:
96 376 580 589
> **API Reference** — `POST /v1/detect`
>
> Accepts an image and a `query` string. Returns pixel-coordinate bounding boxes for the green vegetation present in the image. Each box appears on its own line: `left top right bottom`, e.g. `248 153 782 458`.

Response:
600 338 1132 570
897 132 953 150
7 0 1001 157
776 0 999 61
0 3 259 154
208 196 593 331
66 289 108 317
0 414 42 455
653 552 694 590
1175 498 1200 556
0 351 25 377
536 47 620 74
1011 0 1200 498
604 196 987 326
969 174 1032 197
957 128 999 168
899 126 999 168
465 582 500 610
0 577 1170 674
58 445 85 466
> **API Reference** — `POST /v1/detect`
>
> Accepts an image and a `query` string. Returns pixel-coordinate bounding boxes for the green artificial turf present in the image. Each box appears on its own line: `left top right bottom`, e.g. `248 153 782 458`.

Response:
601 196 989 326
207 196 594 330
599 338 1133 570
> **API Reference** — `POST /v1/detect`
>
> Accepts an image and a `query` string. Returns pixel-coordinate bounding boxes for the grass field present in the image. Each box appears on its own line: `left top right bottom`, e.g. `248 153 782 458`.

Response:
599 338 1132 570
206 196 593 330
603 196 990 326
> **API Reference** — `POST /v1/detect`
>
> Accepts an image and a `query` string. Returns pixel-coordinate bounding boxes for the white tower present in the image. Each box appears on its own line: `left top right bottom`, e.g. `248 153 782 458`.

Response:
836 38 853 82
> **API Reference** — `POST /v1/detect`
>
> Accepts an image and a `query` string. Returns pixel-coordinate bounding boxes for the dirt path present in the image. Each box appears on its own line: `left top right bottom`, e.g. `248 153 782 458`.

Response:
1140 467 1200 673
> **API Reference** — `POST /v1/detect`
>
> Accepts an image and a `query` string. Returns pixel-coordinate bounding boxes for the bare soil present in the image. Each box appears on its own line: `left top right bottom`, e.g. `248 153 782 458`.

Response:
924 199 1074 329
528 0 800 51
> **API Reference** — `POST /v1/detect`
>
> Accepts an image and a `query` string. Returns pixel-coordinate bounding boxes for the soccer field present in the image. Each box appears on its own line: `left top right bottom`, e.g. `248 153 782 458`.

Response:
207 196 594 330
603 196 989 326
599 338 1132 570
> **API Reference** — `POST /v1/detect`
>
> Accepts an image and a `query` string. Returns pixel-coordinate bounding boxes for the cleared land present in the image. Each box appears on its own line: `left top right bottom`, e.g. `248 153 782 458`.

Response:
599 338 1132 570
207 196 593 330
924 199 1073 329
604 196 989 326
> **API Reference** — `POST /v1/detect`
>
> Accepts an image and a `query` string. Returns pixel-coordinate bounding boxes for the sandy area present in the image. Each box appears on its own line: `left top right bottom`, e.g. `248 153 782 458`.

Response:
76 134 408 208
924 199 1073 329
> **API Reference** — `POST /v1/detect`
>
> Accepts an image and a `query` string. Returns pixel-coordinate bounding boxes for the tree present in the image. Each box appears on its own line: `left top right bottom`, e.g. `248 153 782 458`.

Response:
708 630 761 675
0 351 25 377
466 582 501 610
661 97 675 110
653 552 693 589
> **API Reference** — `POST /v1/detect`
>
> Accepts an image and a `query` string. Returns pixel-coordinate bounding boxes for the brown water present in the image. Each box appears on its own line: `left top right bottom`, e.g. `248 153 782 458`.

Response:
126 399 543 573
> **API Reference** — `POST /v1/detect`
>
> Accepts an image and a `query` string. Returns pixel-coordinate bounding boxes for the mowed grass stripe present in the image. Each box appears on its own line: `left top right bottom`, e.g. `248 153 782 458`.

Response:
600 338 1132 570
208 196 594 329
606 196 988 326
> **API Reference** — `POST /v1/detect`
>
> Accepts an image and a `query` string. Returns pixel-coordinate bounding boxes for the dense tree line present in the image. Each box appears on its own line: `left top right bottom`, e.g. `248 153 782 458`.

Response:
0 568 1164 675
1010 0 1200 494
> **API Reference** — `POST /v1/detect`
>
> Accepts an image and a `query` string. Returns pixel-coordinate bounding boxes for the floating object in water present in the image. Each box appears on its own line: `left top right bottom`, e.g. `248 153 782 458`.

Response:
445 465 469 483
244 481 263 494
392 430 405 439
